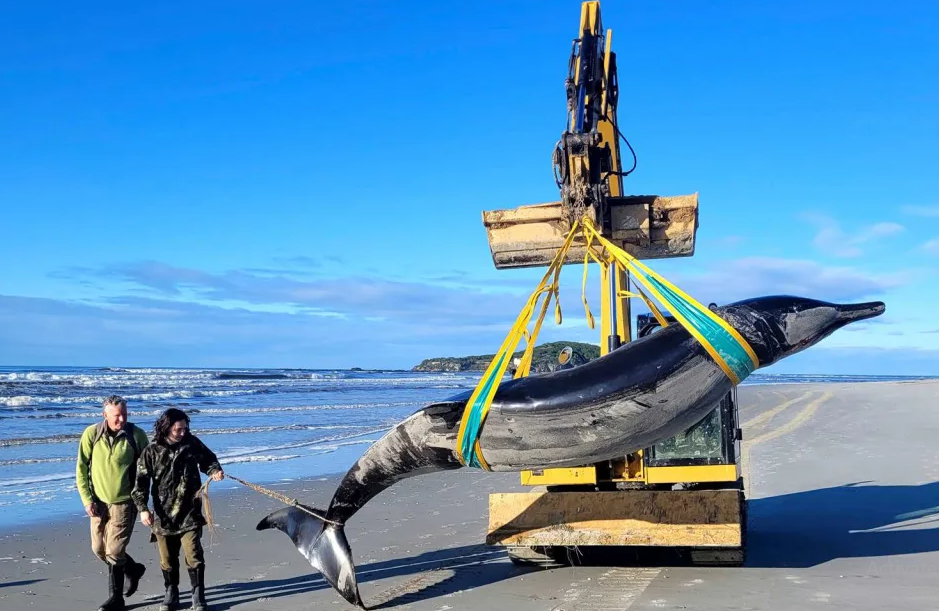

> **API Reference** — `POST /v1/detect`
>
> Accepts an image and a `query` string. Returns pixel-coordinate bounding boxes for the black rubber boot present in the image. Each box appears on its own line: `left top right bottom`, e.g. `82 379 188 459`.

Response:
123 554 146 597
159 567 180 611
188 566 207 611
97 563 126 611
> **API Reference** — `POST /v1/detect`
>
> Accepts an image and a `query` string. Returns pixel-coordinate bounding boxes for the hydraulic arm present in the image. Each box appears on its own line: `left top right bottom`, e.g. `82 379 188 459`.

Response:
553 1 634 231
554 2 637 354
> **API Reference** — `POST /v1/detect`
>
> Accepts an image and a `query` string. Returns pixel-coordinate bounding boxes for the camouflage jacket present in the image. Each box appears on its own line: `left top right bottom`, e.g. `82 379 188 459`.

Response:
131 433 222 536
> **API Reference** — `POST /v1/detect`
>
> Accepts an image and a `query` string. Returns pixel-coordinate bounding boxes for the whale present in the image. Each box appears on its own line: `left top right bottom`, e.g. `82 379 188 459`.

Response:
256 295 885 607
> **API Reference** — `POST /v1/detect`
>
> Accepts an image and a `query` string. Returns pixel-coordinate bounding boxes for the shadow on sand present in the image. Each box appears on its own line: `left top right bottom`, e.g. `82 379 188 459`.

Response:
193 481 939 609
512 481 939 569
0 579 46 589
197 544 515 610
745 480 939 568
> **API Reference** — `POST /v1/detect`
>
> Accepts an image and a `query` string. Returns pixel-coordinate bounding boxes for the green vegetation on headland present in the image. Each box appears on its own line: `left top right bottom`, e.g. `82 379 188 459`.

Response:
412 341 601 374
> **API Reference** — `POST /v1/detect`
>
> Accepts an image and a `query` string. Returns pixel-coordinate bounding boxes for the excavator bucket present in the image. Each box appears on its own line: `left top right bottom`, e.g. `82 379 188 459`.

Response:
482 194 699 269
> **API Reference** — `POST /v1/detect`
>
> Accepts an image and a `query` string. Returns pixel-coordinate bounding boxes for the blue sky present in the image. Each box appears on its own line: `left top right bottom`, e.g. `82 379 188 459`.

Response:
1 0 937 374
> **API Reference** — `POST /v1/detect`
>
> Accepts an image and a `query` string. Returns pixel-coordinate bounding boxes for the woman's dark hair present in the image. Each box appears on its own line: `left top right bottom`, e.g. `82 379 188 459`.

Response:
153 408 191 444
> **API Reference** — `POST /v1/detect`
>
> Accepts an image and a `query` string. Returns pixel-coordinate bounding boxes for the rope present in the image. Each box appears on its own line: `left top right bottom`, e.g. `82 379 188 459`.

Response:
196 473 342 540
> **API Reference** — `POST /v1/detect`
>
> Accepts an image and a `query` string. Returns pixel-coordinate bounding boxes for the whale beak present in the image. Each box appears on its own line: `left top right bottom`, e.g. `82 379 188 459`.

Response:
836 301 886 323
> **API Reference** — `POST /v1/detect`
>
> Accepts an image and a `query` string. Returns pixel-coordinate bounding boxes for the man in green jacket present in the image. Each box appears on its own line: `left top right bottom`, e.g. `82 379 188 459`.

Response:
76 395 151 611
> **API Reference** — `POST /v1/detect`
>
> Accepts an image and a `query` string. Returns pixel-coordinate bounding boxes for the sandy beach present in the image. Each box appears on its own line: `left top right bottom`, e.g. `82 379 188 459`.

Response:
3 380 939 610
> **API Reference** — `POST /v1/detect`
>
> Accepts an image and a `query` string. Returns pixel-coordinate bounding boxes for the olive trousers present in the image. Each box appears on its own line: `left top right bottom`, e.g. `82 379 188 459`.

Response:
155 527 205 571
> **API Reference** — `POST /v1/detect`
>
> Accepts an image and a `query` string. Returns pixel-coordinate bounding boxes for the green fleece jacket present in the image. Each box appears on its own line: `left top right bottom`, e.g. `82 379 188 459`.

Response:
75 421 150 506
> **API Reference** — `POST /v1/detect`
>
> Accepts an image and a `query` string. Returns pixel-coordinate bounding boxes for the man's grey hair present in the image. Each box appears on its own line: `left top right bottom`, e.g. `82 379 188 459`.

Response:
102 395 127 410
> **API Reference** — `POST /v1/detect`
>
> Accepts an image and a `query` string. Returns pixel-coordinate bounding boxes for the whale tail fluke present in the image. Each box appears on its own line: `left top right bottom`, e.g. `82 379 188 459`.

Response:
257 507 364 608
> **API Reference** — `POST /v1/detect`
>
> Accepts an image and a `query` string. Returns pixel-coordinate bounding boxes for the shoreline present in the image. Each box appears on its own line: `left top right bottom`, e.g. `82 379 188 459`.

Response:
4 378 939 533
0 471 350 537
0 435 378 533
3 378 939 610
0 470 349 538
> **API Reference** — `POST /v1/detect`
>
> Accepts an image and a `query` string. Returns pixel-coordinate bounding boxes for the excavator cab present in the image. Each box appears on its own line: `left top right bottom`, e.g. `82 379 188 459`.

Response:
638 313 743 481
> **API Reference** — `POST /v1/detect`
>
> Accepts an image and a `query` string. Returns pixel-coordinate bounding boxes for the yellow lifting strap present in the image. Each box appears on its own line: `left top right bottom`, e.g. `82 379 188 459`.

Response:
454 215 759 470
454 219 582 470
579 217 759 384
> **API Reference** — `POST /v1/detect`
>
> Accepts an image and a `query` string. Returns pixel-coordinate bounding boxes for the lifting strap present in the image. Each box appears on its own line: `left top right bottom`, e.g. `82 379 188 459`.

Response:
454 219 582 469
579 217 759 385
454 215 759 470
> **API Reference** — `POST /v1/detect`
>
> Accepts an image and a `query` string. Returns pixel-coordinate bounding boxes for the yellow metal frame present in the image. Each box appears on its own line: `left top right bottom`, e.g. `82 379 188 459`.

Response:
519 464 741 487
645 464 741 485
521 465 597 486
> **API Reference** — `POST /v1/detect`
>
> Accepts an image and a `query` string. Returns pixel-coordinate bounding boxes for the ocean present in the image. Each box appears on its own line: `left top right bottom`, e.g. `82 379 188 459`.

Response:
1 365 934 530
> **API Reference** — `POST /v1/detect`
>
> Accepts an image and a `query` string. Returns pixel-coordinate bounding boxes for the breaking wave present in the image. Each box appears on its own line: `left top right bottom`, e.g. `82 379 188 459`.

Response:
0 400 416 420
0 422 394 448
0 429 384 491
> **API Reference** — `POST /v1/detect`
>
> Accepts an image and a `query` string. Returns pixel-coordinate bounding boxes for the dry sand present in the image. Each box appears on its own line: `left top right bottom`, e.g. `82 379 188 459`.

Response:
3 380 939 610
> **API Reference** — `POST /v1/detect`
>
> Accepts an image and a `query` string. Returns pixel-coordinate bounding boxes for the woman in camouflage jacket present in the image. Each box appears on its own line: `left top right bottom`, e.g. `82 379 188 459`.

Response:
132 408 224 611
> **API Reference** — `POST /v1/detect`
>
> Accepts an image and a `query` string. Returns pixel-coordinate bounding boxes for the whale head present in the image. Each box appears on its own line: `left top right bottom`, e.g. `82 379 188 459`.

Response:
717 295 885 368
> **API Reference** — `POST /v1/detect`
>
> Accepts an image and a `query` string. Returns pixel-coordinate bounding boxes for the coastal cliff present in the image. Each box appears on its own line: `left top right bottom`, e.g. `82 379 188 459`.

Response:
412 341 600 374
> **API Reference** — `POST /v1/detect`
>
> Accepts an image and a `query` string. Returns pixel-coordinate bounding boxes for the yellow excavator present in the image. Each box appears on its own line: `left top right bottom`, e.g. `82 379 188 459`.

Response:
482 1 746 567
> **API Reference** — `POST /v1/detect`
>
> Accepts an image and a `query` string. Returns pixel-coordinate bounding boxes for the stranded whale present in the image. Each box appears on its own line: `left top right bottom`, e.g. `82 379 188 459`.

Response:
257 295 885 607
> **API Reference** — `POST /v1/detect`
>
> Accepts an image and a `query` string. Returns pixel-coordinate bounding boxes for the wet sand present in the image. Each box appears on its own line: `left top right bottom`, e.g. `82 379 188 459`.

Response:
3 380 939 610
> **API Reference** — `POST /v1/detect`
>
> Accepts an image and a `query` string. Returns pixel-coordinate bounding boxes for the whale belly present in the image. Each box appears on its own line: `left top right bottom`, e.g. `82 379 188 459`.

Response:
476 353 732 471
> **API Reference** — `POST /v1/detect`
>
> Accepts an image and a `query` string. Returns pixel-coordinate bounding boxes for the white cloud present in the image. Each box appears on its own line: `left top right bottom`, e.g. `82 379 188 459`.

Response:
58 261 534 327
801 213 905 258
0 293 521 369
13 251 919 369
4 290 932 374
921 238 939 255
663 256 905 306
901 205 939 218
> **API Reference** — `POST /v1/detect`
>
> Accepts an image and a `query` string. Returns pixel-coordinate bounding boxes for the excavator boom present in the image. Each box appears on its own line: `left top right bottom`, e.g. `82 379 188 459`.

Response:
482 1 698 271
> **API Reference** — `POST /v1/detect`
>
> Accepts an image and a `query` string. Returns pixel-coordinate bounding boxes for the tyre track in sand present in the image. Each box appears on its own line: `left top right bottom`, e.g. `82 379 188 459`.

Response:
743 390 832 487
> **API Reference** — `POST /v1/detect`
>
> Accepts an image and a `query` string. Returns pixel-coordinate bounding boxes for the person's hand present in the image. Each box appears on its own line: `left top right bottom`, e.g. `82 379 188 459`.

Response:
211 470 224 482
85 503 98 518
140 511 153 527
